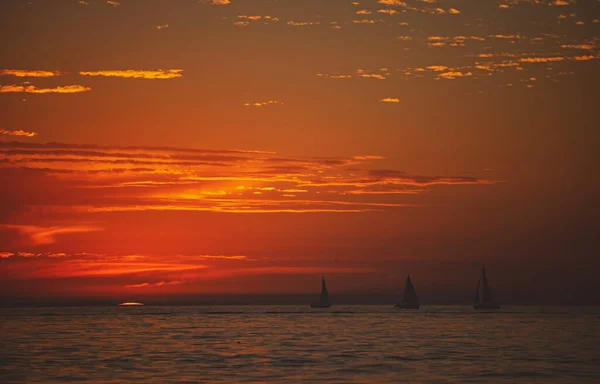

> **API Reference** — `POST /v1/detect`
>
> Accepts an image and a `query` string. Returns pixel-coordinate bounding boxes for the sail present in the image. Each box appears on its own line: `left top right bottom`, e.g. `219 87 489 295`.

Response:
474 277 481 303
320 277 329 303
481 267 493 302
403 275 419 305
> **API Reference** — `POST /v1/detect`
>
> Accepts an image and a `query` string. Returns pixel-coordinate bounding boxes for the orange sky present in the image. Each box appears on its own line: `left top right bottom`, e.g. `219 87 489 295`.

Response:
1 0 599 305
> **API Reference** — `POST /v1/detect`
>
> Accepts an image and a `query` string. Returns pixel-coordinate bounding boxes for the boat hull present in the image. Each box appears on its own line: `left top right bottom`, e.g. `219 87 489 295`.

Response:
474 302 500 310
395 303 420 309
310 302 331 308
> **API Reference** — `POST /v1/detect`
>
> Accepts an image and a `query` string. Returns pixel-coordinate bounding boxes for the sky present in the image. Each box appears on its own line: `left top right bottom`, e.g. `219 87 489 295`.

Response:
1 0 599 305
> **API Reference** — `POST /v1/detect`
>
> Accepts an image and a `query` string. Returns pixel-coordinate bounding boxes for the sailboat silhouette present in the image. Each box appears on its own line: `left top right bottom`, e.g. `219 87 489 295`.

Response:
474 266 500 309
395 275 420 309
310 276 331 308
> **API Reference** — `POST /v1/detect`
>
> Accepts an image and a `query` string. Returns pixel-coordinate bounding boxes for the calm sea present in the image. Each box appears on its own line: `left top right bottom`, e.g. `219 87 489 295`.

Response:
1 306 599 383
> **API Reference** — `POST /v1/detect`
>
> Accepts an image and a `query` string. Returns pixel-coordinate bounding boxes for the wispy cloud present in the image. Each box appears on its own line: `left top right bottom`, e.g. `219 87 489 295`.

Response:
0 142 498 215
200 0 231 4
125 281 182 288
244 101 284 107
0 129 37 137
519 57 565 63
234 15 279 26
353 19 383 24
356 68 389 80
0 252 374 291
436 71 473 80
377 0 408 5
1 224 103 245
0 69 60 77
316 73 352 79
287 21 321 26
380 97 400 103
0 84 91 93
79 69 183 79
573 55 597 61
377 9 398 15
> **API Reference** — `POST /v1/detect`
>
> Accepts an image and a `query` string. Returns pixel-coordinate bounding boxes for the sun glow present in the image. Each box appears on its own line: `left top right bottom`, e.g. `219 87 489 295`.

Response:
118 302 144 306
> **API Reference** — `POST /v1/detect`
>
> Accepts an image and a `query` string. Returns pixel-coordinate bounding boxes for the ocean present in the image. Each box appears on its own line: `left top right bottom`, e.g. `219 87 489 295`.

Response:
1 306 599 383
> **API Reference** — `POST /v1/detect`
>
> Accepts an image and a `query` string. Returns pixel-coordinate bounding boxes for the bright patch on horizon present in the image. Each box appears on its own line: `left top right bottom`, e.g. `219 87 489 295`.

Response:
118 302 144 306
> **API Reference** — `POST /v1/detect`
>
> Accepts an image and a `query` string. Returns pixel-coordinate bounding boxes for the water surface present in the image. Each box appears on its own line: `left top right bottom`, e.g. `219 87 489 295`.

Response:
2 306 599 383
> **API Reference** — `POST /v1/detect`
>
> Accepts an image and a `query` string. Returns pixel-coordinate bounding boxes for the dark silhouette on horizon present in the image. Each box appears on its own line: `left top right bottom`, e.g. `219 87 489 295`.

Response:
310 276 331 308
474 266 500 309
395 275 420 309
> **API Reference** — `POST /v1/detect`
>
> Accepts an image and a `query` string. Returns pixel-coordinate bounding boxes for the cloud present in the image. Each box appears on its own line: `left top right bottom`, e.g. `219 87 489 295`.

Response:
353 155 386 160
561 44 595 50
125 280 182 288
234 15 279 26
200 0 231 4
244 101 284 107
353 19 383 24
377 0 407 5
106 1 119 7
0 142 497 214
0 69 60 77
1 224 103 245
0 84 91 93
4 253 208 279
347 189 425 195
0 129 37 137
356 68 389 80
573 55 597 61
365 170 495 186
489 34 521 40
0 252 376 291
237 16 263 21
192 255 248 260
380 97 400 103
437 71 473 79
287 21 321 26
317 73 352 79
550 0 573 5
79 69 183 79
426 65 449 72
519 57 565 63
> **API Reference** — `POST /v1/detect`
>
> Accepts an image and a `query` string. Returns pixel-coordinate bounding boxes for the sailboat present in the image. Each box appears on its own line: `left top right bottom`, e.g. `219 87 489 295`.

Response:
310 276 331 308
474 266 500 309
395 275 420 309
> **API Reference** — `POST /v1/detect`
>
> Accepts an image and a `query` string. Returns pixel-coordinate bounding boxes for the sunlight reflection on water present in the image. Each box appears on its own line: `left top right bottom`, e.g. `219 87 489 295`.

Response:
2 306 599 383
